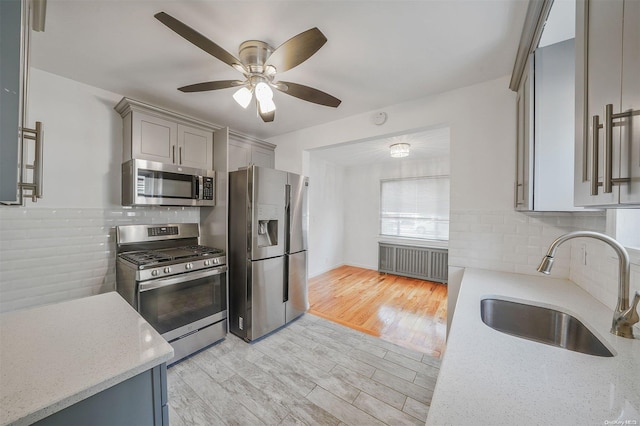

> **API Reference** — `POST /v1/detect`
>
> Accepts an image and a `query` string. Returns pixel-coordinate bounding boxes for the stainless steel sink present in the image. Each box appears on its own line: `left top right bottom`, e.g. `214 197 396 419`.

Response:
480 298 614 357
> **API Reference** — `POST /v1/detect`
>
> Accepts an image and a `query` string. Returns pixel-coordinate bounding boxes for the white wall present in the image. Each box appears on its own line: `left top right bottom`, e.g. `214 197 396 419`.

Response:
28 69 122 208
0 69 198 313
308 158 345 277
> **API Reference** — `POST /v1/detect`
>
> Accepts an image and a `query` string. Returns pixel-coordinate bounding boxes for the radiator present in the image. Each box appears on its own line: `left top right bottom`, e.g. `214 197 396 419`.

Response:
378 243 448 283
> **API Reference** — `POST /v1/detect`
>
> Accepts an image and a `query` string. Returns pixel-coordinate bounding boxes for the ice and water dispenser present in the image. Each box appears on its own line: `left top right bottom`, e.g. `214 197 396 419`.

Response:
257 204 279 247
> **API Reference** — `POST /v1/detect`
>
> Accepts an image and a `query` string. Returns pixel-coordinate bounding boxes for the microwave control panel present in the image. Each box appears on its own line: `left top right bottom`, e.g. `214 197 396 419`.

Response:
203 177 214 200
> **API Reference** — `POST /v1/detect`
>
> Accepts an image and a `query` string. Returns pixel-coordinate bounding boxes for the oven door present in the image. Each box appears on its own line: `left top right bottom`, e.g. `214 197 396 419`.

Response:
137 267 226 342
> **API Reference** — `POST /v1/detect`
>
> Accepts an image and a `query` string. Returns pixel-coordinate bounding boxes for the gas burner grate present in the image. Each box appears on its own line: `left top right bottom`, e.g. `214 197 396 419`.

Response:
119 250 172 266
185 245 225 256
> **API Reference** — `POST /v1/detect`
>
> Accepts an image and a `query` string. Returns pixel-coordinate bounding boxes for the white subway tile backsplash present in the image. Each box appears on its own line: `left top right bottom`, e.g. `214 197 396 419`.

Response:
449 209 606 279
450 208 640 312
0 206 199 313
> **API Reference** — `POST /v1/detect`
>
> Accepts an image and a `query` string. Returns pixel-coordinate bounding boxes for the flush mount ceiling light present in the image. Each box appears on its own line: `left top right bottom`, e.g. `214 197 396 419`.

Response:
154 12 342 123
390 143 411 158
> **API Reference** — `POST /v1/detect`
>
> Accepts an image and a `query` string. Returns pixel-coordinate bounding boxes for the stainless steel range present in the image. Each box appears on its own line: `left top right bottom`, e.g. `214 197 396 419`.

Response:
116 223 226 365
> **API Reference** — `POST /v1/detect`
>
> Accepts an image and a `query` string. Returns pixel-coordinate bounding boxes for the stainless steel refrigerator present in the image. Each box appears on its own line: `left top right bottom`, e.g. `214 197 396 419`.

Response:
228 165 309 341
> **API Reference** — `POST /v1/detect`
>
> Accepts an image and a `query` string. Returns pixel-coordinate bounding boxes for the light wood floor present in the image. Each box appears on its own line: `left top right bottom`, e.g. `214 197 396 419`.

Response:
308 265 447 358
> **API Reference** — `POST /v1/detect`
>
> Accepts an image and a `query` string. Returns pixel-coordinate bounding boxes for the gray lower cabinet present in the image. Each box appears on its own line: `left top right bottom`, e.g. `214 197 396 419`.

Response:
34 364 168 426
379 243 448 283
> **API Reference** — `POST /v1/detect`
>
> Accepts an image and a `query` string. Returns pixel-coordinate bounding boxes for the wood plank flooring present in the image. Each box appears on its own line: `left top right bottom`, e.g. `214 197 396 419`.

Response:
168 314 441 426
308 266 447 358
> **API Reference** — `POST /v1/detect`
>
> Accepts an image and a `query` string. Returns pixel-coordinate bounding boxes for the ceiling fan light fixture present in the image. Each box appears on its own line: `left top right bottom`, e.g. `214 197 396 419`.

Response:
255 82 274 103
258 98 276 114
233 86 253 109
390 143 411 158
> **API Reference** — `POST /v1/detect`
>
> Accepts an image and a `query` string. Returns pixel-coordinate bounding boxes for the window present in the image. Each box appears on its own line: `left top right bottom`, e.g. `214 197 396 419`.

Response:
380 176 450 241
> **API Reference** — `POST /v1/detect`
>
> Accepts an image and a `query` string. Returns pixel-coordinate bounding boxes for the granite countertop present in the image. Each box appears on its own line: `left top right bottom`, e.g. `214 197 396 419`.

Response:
0 292 173 426
427 268 640 425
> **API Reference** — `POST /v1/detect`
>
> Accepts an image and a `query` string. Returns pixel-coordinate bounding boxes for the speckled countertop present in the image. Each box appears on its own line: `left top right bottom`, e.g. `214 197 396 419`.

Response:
427 268 640 425
0 292 173 426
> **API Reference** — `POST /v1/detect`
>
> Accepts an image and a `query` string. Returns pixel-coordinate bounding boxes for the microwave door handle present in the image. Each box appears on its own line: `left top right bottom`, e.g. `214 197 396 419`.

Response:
193 175 199 199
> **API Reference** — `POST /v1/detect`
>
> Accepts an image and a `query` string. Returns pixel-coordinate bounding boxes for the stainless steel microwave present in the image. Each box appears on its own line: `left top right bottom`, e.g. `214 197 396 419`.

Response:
122 159 215 207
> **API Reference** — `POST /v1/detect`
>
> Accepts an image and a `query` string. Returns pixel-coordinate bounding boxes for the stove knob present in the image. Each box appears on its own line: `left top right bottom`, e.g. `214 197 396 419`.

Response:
151 270 159 277
185 263 193 270
213 258 219 264
163 267 171 274
204 260 211 266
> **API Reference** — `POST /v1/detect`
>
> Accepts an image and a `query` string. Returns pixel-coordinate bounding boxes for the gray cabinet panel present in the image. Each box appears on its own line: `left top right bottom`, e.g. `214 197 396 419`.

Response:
35 364 168 426
228 135 275 171
619 0 640 204
575 0 640 206
0 0 21 202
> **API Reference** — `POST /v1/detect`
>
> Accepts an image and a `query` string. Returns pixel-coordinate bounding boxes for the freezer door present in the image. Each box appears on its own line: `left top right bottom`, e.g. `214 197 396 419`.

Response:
287 173 308 253
250 256 286 340
286 250 309 323
251 166 287 261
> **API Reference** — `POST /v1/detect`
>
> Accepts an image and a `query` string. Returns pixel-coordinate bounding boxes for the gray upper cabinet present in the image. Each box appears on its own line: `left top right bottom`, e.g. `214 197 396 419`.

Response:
0 0 22 203
116 98 214 171
228 135 275 172
515 39 581 211
1 0 44 205
512 0 584 212
177 124 213 169
533 39 583 211
574 0 640 207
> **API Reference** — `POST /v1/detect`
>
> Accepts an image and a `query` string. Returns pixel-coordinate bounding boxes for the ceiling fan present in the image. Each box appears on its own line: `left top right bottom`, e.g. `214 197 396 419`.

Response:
154 12 342 123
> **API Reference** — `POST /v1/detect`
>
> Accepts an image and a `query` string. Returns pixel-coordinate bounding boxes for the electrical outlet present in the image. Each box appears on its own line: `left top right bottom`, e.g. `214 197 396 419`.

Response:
580 243 587 266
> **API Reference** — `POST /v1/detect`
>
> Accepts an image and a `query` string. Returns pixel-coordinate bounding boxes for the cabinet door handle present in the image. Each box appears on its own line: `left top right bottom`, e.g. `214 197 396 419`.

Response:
590 114 601 196
172 145 176 163
18 121 44 202
603 104 614 193
179 147 182 165
33 121 43 199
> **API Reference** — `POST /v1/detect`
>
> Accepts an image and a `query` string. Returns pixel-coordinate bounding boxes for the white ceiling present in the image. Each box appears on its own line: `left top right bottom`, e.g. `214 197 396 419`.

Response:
31 0 527 141
310 127 450 167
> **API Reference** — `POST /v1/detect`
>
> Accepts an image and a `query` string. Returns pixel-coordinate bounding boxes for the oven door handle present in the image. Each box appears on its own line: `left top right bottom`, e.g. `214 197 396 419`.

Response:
138 266 227 293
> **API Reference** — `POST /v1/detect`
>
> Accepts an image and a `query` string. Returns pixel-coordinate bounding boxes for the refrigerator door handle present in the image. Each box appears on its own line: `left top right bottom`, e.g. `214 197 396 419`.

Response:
285 183 291 254
283 255 289 303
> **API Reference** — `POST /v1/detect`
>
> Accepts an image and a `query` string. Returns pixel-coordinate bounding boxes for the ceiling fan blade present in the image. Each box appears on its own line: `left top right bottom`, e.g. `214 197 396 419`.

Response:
265 27 327 73
178 80 244 92
276 81 341 107
155 12 246 73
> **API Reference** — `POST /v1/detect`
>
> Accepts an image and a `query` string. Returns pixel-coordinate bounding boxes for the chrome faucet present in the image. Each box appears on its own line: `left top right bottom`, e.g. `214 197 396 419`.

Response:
537 231 640 339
